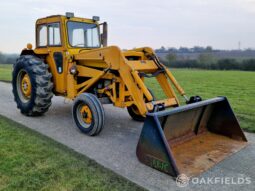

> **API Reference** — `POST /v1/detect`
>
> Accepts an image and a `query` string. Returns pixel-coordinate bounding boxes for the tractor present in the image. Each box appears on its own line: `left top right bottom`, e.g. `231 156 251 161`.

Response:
12 13 248 177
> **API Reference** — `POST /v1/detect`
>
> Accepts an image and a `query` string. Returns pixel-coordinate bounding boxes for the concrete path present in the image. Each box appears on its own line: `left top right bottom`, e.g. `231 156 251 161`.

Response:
0 81 254 191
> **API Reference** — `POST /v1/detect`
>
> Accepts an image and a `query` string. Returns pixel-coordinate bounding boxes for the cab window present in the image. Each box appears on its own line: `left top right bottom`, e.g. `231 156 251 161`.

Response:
37 25 47 47
67 21 100 48
48 23 61 46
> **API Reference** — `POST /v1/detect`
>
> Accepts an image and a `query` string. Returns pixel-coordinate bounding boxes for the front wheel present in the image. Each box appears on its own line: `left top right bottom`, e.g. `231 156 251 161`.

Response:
127 105 146 122
127 88 156 122
72 93 105 136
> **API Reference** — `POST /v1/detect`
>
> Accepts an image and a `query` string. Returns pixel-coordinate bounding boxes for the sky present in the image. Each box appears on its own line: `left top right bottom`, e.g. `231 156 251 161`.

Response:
0 0 255 53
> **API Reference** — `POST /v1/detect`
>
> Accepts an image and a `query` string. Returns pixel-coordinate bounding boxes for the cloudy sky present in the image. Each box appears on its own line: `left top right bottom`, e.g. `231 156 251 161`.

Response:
0 0 255 53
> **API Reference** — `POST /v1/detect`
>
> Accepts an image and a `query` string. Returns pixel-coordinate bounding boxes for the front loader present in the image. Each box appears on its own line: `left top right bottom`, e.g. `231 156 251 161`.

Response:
12 13 248 177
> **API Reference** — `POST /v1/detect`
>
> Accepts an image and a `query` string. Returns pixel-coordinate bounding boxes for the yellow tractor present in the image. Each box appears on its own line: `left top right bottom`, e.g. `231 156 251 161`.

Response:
12 13 248 177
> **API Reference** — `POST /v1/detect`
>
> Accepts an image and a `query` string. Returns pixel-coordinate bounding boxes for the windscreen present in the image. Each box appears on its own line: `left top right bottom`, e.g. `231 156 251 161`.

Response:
67 21 100 48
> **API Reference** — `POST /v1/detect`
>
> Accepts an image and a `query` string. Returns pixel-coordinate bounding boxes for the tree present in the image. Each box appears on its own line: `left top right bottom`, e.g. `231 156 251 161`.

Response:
198 53 216 69
159 46 167 53
242 59 255 71
205 46 213 52
179 47 189 53
0 52 18 64
217 59 240 70
0 52 4 64
166 53 177 65
193 46 205 53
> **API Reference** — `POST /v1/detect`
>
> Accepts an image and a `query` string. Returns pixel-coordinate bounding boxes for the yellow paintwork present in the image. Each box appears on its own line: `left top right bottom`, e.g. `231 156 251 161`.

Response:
81 105 92 124
21 73 31 99
23 14 186 116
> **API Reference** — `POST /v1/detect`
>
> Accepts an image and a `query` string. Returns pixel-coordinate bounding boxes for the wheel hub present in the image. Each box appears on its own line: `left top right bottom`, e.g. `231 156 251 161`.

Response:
21 73 31 99
80 105 92 124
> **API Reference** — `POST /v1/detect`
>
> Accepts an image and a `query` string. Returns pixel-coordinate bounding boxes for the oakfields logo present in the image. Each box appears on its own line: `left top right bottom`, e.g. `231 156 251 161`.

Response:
176 174 190 187
176 174 251 188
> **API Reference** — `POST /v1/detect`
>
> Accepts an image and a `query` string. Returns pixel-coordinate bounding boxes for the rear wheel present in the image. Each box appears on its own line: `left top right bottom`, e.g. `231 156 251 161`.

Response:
127 89 156 122
72 93 105 136
12 55 53 116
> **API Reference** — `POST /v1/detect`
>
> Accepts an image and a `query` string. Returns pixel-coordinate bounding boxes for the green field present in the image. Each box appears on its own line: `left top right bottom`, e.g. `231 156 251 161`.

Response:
0 115 145 191
0 64 254 132
0 64 12 82
146 69 255 132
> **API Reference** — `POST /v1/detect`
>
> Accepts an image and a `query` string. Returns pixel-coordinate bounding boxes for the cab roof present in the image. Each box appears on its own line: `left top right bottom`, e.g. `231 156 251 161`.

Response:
36 14 98 25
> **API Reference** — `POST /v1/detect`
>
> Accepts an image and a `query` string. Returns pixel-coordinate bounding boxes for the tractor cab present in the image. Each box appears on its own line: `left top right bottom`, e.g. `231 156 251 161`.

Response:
34 12 107 55
24 13 107 94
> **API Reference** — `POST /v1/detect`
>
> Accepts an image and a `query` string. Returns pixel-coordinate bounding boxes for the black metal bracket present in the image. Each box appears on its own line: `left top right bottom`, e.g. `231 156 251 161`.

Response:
152 103 165 112
186 96 202 104
139 70 165 78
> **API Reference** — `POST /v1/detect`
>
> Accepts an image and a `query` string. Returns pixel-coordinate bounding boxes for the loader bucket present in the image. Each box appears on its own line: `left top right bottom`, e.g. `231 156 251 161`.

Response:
136 97 248 177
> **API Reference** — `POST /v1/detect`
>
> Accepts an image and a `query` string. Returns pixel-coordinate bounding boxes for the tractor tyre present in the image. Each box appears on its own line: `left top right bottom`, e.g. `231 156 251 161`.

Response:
127 88 156 122
72 93 105 136
12 55 53 116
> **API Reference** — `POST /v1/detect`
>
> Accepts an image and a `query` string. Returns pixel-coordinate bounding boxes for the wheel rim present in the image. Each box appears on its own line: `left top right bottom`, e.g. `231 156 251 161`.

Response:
17 70 32 103
76 103 93 128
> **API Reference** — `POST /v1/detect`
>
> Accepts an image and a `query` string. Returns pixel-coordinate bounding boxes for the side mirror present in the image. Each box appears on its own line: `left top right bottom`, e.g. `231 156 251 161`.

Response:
100 22 108 47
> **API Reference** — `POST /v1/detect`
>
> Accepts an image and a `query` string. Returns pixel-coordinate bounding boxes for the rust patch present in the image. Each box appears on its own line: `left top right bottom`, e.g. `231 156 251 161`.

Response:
168 131 196 146
170 132 248 177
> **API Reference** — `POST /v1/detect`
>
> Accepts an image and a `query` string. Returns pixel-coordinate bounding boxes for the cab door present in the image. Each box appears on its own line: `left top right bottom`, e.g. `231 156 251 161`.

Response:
46 20 67 94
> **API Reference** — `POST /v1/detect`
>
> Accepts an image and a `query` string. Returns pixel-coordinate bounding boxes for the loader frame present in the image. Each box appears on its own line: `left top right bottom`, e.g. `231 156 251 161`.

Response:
23 14 187 116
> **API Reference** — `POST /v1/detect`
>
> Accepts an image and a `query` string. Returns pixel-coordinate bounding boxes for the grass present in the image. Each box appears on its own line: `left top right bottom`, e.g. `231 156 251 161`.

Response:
0 64 254 131
0 115 145 191
0 64 12 82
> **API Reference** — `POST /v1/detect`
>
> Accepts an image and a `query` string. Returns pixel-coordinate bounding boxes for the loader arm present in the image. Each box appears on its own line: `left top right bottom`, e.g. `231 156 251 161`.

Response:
75 46 148 115
74 46 186 116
